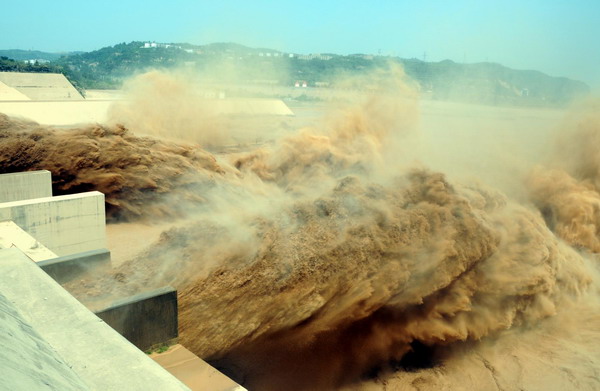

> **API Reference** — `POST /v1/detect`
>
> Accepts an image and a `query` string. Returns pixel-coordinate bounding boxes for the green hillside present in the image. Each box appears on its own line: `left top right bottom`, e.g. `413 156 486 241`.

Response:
1 41 590 107
0 49 67 62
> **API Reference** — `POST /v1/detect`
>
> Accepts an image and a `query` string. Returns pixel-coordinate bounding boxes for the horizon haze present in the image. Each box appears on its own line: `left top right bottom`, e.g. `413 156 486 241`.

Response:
1 1 599 89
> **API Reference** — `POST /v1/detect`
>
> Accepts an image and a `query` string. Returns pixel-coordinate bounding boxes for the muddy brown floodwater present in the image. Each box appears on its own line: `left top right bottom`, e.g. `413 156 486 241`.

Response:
2 69 600 391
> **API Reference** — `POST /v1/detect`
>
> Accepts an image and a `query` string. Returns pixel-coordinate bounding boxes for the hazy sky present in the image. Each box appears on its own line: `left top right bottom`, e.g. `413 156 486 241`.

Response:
2 0 599 88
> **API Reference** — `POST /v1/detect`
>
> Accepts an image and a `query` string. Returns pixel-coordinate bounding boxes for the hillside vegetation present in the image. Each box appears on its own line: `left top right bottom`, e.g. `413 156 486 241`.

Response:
1 41 590 106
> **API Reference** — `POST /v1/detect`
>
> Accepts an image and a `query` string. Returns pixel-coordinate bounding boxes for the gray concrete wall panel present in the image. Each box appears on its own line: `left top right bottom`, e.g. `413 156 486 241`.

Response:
38 248 111 284
0 191 106 256
95 287 178 351
0 170 52 203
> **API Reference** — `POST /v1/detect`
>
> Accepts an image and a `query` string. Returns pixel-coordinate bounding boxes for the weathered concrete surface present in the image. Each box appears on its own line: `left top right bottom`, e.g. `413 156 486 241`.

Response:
0 291 90 390
0 248 190 391
151 344 247 391
94 286 178 351
38 248 111 284
0 80 30 100
0 191 106 256
0 72 83 100
0 220 57 262
0 170 52 203
0 100 112 125
0 96 291 126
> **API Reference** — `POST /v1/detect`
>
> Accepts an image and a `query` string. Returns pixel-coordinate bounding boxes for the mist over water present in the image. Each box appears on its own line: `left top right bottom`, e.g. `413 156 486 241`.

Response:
1 66 600 390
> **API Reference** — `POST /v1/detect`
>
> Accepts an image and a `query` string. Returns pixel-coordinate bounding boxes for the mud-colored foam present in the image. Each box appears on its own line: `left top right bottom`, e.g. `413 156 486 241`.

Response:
3 68 600 390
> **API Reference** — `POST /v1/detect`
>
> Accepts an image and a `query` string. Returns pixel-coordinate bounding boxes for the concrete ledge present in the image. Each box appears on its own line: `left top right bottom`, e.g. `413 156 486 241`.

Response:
38 248 111 284
0 170 52 203
0 220 58 262
0 100 112 125
95 287 178 351
0 248 189 390
0 191 106 256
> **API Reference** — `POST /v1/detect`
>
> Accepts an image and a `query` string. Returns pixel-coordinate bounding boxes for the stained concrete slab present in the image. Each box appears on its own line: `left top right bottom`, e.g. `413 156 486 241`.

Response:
0 248 190 390
0 96 291 127
0 220 57 262
0 291 90 390
0 100 113 125
0 170 52 203
0 72 83 100
0 191 106 256
0 80 30 101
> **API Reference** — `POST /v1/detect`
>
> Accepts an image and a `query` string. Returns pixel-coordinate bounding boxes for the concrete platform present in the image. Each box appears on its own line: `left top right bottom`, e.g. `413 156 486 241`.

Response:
0 97 292 127
0 191 106 256
0 220 57 262
0 100 113 125
0 248 190 390
0 170 52 203
151 344 246 391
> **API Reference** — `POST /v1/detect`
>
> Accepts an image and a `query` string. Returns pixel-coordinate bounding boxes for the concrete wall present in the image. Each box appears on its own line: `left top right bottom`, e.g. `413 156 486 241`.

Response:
0 100 112 125
0 170 52 203
0 290 90 391
0 248 190 391
0 72 83 100
38 248 111 284
0 192 106 256
95 287 178 351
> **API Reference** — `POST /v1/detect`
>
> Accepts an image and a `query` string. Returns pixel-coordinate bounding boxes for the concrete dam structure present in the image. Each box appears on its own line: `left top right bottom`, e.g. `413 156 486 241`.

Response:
0 170 245 391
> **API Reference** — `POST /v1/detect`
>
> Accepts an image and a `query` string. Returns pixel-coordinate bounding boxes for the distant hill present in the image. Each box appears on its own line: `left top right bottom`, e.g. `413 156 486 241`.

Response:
0 49 68 62
399 59 590 106
1 41 589 106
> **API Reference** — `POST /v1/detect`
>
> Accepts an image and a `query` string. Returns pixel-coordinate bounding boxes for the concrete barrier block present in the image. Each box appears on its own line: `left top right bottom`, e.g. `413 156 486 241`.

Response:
94 287 178 351
0 191 106 256
38 248 111 284
0 170 52 203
